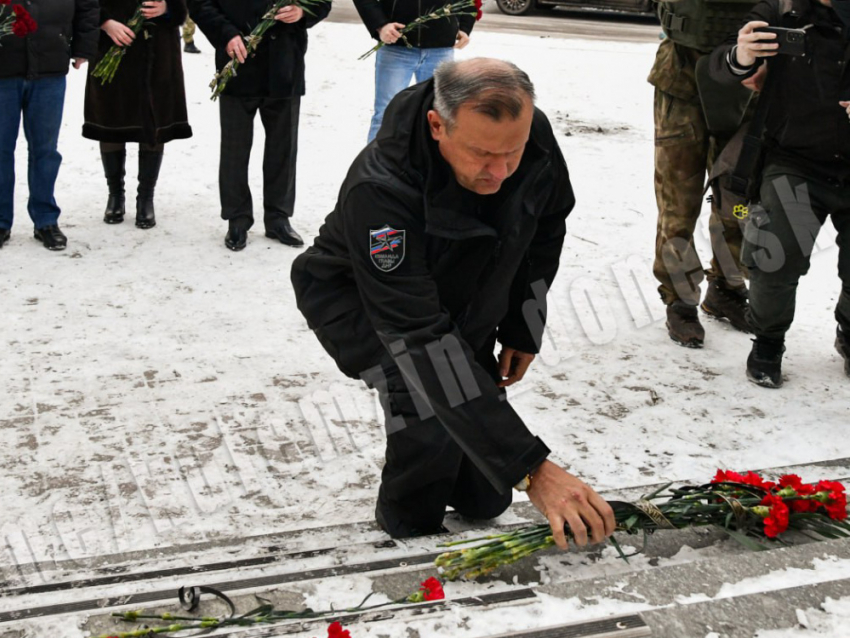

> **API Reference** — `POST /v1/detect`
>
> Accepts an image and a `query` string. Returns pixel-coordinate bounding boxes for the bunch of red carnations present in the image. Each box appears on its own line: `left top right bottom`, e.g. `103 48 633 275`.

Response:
0 0 37 43
436 469 850 580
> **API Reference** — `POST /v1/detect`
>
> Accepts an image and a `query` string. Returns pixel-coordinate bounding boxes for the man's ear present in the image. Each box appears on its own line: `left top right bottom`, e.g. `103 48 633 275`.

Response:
427 109 446 142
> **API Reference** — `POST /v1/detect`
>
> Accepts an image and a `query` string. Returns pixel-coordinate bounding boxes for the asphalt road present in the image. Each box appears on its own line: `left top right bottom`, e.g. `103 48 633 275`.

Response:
326 0 662 44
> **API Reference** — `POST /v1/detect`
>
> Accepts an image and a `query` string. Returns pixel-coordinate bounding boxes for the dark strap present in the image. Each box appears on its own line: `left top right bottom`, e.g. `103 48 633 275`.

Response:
728 66 778 198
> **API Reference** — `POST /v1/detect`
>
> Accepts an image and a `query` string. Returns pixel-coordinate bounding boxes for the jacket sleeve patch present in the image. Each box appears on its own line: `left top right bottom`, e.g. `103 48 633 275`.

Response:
369 225 406 272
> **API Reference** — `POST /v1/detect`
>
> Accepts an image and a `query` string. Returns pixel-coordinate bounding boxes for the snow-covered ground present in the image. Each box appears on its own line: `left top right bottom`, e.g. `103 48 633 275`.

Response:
1 15 849 638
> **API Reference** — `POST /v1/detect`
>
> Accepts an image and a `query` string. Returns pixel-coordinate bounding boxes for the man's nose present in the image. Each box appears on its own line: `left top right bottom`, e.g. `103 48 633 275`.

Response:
486 158 510 181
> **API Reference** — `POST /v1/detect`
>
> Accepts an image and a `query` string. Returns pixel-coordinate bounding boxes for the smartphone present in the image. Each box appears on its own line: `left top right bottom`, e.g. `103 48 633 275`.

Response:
754 26 807 57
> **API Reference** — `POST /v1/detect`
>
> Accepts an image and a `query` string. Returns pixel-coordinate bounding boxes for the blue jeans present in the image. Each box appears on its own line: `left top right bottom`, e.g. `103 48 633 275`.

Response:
0 76 67 231
368 45 455 143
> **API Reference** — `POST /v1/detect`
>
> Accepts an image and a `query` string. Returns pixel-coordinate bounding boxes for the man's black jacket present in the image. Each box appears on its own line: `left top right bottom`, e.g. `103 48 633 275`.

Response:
709 0 850 181
188 0 330 98
0 0 99 80
291 80 575 495
353 0 475 48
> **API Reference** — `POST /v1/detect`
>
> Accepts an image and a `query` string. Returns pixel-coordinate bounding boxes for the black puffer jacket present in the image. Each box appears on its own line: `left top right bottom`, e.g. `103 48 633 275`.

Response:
0 0 99 80
291 80 575 494
709 0 850 181
353 0 476 48
188 0 330 98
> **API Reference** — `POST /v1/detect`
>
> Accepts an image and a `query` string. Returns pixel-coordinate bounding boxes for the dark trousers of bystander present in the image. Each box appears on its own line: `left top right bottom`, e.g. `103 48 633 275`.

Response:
743 163 850 340
218 94 301 231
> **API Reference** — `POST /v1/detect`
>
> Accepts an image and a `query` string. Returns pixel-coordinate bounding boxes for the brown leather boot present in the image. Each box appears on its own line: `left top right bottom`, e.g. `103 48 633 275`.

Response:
701 280 751 333
666 301 705 348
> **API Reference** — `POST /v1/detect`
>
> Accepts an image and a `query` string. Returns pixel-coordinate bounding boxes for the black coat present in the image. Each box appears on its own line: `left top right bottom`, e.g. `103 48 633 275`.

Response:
353 0 476 48
0 0 99 80
709 0 850 181
836 0 850 30
82 0 192 145
291 80 575 495
188 0 331 99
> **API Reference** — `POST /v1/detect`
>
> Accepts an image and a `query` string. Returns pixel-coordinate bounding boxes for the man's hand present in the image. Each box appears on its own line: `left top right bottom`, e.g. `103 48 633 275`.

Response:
379 22 405 45
741 63 767 92
841 101 850 121
72 58 88 70
140 0 167 19
498 347 534 388
102 19 136 47
454 31 470 49
276 5 304 23
226 35 248 63
736 21 779 67
526 460 616 550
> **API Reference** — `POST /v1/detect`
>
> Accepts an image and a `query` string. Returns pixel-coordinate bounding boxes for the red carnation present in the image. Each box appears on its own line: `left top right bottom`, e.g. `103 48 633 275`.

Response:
779 474 803 490
420 577 445 601
825 491 848 521
760 494 790 538
327 621 351 638
10 4 37 37
474 0 483 21
816 480 846 494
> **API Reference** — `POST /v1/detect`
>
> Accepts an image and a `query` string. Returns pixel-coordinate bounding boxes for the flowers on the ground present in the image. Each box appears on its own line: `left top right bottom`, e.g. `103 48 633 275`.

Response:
0 1 37 43
407 576 445 602
91 4 146 84
210 0 330 100
359 0 479 59
436 470 850 581
326 621 352 638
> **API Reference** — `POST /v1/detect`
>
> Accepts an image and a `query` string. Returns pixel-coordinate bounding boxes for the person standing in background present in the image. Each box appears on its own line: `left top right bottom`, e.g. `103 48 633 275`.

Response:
0 0 100 251
354 0 477 143
183 16 200 53
189 0 331 251
83 0 193 230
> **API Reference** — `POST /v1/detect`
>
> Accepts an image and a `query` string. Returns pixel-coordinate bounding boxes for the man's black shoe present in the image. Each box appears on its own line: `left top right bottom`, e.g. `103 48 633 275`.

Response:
375 494 448 539
225 224 247 251
0 228 9 249
836 327 850 378
746 337 786 388
666 301 705 348
265 217 304 247
33 225 67 251
701 280 751 333
184 41 201 54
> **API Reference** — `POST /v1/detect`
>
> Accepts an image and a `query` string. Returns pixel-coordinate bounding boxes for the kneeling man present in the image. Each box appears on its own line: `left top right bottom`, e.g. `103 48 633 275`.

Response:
292 58 615 548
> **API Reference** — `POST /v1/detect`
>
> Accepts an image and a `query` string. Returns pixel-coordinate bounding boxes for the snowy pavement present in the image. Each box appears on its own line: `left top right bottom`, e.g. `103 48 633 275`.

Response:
1 17 849 638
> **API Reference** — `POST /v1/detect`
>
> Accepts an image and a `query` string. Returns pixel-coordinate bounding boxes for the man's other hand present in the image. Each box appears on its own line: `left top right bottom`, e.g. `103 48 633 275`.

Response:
498 347 534 388
454 31 470 49
526 460 616 550
379 22 405 44
226 35 248 63
741 63 767 92
276 5 304 23
72 58 88 70
841 101 850 120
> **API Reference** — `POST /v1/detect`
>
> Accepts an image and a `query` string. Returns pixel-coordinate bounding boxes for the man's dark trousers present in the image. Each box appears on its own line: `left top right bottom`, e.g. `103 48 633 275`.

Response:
313 309 512 535
743 163 850 340
219 94 300 230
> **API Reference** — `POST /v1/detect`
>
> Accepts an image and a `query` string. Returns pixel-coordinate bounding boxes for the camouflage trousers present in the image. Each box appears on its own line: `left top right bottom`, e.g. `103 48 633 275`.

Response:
182 17 196 44
652 47 747 307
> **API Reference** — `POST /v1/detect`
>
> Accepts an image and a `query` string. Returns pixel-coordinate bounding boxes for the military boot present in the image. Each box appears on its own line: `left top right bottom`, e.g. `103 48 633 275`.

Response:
746 337 786 388
701 280 751 333
836 326 850 378
666 301 705 348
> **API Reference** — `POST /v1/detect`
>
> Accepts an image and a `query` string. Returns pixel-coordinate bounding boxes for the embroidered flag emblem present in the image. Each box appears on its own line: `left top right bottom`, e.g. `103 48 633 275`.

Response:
369 225 405 272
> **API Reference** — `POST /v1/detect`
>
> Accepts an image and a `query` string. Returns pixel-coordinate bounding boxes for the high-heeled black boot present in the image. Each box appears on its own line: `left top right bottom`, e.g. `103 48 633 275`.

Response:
136 149 164 229
101 149 126 224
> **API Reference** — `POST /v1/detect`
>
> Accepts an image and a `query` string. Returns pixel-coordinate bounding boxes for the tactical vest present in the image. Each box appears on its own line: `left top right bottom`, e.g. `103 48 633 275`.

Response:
658 0 760 52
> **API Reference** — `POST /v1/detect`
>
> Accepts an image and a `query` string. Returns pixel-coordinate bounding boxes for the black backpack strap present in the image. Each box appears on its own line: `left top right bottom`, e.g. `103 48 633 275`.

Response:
727 69 777 198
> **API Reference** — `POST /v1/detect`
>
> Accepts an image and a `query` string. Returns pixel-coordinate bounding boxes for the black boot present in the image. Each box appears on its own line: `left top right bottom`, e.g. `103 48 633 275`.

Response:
747 337 786 388
701 280 751 333
136 149 163 230
184 41 201 54
666 301 705 348
101 149 126 224
836 327 850 378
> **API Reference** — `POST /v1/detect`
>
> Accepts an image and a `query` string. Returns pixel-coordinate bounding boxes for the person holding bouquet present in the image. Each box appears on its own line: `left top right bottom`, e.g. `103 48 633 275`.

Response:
355 0 478 143
0 0 99 251
83 0 193 230
188 0 331 252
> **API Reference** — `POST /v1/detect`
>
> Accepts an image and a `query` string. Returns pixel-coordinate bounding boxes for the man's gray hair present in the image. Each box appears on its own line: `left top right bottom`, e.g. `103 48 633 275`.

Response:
433 59 536 129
